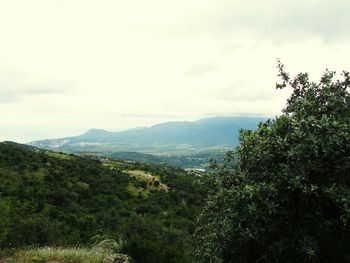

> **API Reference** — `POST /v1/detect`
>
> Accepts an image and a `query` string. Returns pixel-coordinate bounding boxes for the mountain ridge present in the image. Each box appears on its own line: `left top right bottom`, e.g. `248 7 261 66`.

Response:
29 116 268 155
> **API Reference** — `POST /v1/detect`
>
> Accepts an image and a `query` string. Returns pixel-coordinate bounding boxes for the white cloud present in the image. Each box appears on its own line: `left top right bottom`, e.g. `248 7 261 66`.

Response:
186 63 220 77
0 0 349 142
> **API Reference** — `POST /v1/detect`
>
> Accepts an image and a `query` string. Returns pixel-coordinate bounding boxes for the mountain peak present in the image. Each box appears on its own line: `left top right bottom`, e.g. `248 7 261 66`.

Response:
84 128 108 135
79 128 110 139
29 116 268 154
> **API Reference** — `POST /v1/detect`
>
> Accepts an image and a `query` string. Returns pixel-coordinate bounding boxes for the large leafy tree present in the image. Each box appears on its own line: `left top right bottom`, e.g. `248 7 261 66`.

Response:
194 62 350 262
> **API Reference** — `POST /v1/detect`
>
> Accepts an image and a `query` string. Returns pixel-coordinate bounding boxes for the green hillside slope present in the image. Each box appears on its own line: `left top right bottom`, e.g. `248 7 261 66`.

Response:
0 141 207 263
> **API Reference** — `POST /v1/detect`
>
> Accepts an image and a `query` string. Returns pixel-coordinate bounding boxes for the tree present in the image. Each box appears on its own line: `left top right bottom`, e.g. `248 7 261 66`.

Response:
194 62 350 262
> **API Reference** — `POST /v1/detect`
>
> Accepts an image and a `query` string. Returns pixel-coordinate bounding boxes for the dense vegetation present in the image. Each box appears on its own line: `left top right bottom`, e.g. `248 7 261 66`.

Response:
194 64 350 262
0 142 207 262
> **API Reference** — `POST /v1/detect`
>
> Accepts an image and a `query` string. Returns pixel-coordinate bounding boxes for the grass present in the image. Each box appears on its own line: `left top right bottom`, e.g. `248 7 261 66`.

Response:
124 170 168 192
126 170 158 181
2 247 109 263
125 170 168 191
126 183 144 197
125 170 169 197
47 152 73 160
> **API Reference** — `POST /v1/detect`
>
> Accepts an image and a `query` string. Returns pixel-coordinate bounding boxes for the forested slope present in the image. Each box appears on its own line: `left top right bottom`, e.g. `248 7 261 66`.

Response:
0 141 207 262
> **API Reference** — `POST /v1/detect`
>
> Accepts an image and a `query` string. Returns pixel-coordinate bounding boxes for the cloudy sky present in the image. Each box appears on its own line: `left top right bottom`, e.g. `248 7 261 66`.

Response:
1 0 349 142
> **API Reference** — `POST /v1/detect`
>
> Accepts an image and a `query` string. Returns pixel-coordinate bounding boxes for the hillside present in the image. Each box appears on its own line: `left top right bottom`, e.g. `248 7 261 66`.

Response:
0 141 207 263
29 116 267 155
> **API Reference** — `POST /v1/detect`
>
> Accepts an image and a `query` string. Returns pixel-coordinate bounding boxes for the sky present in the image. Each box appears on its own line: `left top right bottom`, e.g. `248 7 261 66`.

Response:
1 0 350 143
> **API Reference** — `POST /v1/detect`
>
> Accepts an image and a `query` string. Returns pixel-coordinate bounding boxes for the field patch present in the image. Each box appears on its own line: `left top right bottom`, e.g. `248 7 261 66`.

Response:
47 152 74 160
124 170 168 195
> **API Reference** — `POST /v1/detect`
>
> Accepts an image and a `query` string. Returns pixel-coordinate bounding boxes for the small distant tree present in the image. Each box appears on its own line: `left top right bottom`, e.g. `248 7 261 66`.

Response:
194 62 350 262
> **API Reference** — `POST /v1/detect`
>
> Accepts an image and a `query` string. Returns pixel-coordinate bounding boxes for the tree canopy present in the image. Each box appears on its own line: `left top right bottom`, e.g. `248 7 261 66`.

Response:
0 142 207 263
194 62 350 262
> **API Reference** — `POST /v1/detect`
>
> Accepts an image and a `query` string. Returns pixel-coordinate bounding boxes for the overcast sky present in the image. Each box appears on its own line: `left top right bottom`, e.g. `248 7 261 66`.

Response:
1 0 350 142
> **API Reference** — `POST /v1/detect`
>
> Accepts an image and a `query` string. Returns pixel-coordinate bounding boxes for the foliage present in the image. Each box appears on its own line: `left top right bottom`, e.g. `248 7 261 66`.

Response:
0 142 207 262
92 239 124 254
194 63 350 262
10 247 109 263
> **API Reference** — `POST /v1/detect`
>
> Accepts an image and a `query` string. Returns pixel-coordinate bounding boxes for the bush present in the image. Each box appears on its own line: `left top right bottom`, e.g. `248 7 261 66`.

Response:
194 62 350 262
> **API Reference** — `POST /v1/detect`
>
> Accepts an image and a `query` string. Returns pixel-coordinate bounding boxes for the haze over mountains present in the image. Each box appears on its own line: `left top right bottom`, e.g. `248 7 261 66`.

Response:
29 116 267 156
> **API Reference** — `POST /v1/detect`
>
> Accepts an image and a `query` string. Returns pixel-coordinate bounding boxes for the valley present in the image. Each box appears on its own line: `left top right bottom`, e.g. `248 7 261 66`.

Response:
29 116 267 168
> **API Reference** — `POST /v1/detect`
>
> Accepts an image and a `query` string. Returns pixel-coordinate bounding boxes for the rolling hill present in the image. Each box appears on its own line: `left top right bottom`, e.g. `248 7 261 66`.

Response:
0 141 207 262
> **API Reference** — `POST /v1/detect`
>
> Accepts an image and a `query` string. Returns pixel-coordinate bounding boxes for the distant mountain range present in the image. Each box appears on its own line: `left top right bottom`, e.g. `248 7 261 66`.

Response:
29 116 268 156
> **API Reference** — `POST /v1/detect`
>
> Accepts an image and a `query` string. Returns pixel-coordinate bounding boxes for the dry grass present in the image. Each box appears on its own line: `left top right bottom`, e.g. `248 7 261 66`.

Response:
47 152 73 160
4 247 108 263
125 170 168 194
124 170 168 192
